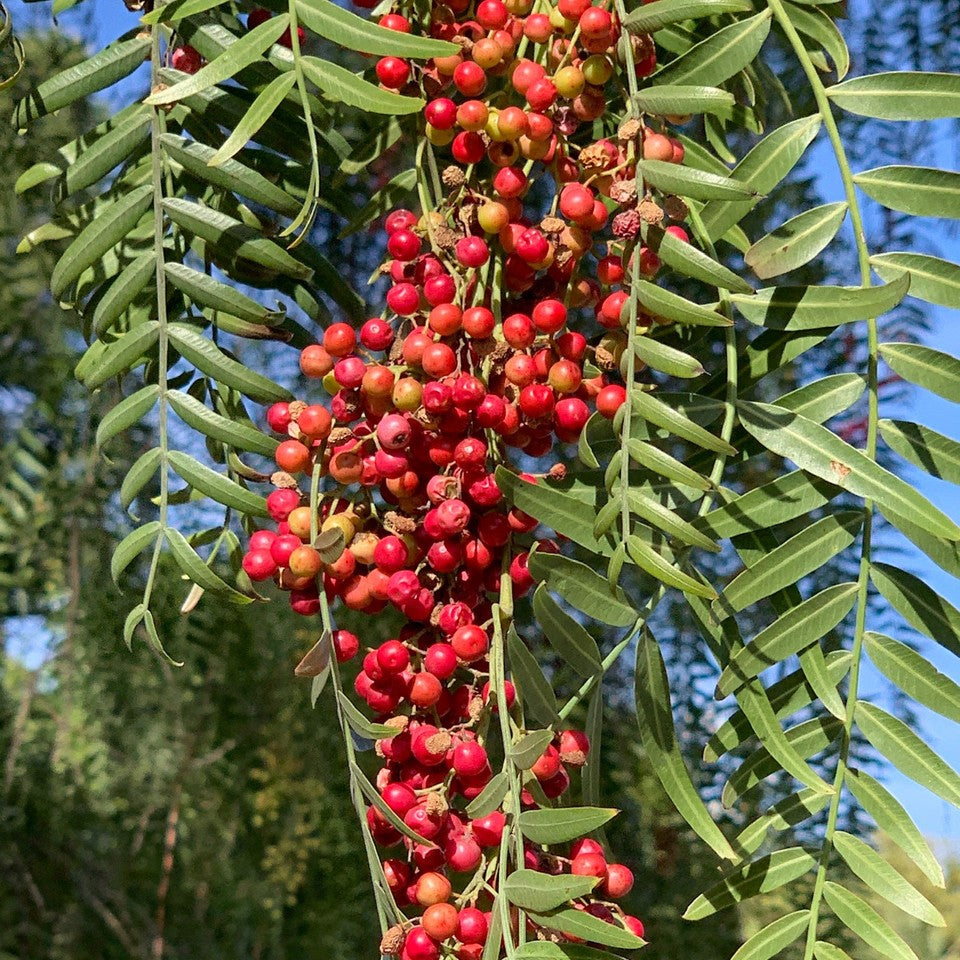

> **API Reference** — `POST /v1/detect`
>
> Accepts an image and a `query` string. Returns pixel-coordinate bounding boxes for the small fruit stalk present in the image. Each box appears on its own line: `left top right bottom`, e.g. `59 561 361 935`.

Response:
239 0 694 952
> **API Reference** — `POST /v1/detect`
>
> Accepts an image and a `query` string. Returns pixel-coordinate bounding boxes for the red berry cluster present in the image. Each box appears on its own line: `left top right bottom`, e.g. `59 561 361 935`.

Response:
233 0 702 950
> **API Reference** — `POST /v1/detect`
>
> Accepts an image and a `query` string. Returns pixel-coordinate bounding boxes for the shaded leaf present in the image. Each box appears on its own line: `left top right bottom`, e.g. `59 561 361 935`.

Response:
146 16 292 104
636 628 737 861
652 11 772 88
717 583 859 696
718 511 862 614
833 831 944 927
167 323 291 402
745 203 848 280
301 56 424 114
870 561 960 658
529 555 636 628
51 184 153 299
684 848 817 920
507 625 560 727
532 585 602 676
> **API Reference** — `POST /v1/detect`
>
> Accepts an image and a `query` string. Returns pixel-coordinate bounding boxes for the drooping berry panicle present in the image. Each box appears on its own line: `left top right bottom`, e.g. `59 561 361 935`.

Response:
240 0 697 951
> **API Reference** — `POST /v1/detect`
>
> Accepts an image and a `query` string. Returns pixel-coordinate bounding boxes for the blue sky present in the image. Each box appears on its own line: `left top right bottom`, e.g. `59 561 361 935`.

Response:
13 0 960 844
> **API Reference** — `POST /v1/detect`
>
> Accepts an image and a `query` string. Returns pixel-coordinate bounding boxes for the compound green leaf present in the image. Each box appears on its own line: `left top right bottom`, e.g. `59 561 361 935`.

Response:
530 555 636 628
301 56 424 114
717 583 858 696
496 468 615 556
729 911 809 960
95 384 159 448
295 0 457 57
701 115 821 241
336 691 396 740
822 882 919 960
718 511 862 614
51 184 153 299
745 202 848 280
783 1 849 78
168 450 269 516
870 561 960 658
734 789 832 856
146 16 292 104
846 768 944 887
696 471 839 540
731 273 910 330
880 342 960 403
53 109 150 200
167 323 291 402
12 35 151 127
519 807 618 845
623 0 754 32
208 71 298 167
624 489 719 551
865 630 960 724
120 447 162 513
166 527 251 602
857 702 960 808
854 165 960 219
684 848 816 920
833 831 944 927
532 585 602 675
724 716 841 805
165 263 282 324
465 771 510 819
111 520 161 586
504 871 599 913
92 254 156 335
626 534 716 597
635 280 729 327
652 225 754 293
527 909 644 949
632 335 705 379
167 390 278 457
653 11 772 88
737 401 960 540
507 626 560 727
639 159 757 200
881 419 960 484
706 652 850 761
636 628 737 861
813 943 853 960
141 0 228 22
509 730 556 770
633 83 735 115
871 253 960 309
631 388 736 455
78 321 159 390
627 438 712 490
827 71 960 120
162 198 312 280
160 134 301 216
